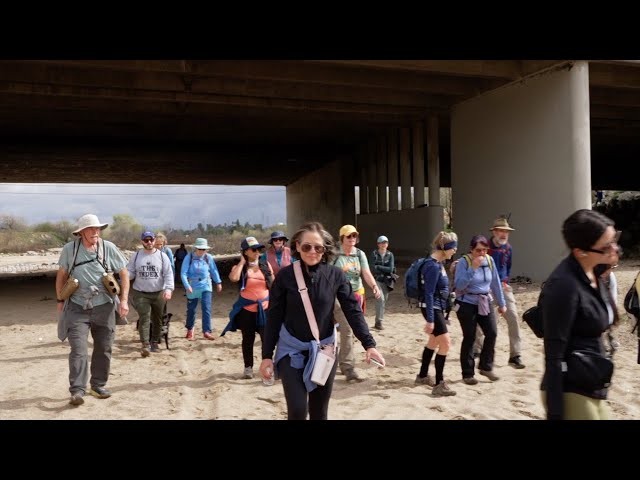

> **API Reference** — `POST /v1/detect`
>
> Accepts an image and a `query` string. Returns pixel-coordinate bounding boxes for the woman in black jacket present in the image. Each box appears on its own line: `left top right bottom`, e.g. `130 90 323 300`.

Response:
259 221 385 420
541 209 619 420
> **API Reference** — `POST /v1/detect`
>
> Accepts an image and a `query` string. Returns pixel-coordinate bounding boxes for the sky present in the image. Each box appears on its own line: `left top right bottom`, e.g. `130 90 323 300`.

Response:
0 183 287 230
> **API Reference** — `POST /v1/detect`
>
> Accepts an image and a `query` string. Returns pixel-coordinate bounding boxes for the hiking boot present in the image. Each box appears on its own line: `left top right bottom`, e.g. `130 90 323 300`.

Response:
432 380 457 397
415 374 436 387
69 392 84 406
374 323 384 331
203 332 215 340
141 344 150 357
243 367 254 379
479 369 500 381
185 329 194 340
463 377 478 385
345 370 364 383
508 356 526 369
150 342 160 353
472 351 481 359
89 386 112 399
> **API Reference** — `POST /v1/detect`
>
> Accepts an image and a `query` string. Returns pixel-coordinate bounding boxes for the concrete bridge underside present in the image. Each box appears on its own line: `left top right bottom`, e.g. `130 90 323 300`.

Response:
1 60 639 279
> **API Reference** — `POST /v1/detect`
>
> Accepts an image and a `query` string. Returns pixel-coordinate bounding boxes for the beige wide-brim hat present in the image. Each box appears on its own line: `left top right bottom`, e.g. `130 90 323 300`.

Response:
490 218 515 231
72 214 109 235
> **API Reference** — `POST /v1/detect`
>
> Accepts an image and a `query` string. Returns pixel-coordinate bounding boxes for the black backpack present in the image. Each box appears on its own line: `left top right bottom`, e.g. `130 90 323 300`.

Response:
522 282 546 339
624 272 640 319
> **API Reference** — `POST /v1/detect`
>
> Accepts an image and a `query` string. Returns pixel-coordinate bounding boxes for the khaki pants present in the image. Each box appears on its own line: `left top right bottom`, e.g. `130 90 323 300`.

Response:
541 391 611 420
334 300 355 374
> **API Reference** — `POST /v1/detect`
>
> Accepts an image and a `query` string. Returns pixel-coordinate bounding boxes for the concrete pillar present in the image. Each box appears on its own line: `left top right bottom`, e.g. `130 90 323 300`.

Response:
400 127 412 210
451 61 591 281
377 136 387 212
287 156 355 237
367 139 377 213
412 121 425 207
358 144 368 214
388 128 399 211
427 114 440 207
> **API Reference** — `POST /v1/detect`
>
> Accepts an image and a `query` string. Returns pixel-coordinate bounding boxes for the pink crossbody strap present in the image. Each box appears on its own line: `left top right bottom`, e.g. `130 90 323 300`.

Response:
293 261 320 343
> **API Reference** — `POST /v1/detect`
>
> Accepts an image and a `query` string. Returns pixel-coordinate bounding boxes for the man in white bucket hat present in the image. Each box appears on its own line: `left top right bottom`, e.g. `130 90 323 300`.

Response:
56 213 130 406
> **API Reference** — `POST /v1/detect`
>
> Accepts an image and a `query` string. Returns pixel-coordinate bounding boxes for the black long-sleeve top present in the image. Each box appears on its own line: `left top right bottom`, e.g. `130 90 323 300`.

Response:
540 254 610 420
262 261 376 359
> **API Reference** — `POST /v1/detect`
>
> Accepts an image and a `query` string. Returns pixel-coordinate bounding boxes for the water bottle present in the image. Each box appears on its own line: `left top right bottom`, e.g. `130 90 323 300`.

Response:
263 366 275 386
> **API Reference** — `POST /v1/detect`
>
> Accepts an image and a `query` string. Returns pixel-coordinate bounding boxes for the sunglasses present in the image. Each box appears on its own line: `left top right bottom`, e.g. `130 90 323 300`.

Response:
300 243 326 254
346 233 358 239
249 247 265 253
586 230 622 255
142 238 154 243
473 247 488 253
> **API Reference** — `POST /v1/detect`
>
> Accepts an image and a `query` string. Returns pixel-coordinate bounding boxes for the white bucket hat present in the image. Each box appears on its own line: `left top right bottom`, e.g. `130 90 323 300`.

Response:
72 214 108 236
193 238 211 250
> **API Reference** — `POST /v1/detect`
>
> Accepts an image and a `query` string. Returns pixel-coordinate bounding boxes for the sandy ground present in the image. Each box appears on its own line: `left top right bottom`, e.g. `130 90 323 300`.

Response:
1 255 639 420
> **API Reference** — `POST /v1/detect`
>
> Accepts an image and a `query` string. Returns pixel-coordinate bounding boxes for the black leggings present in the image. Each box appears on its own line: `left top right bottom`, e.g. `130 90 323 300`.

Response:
235 308 264 368
277 354 338 420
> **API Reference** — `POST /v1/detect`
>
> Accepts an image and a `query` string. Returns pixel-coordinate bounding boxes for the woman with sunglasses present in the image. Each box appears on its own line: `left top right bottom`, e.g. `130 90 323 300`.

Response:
541 209 619 420
453 235 506 385
180 237 223 340
223 236 274 380
262 230 293 276
259 222 385 420
332 224 382 382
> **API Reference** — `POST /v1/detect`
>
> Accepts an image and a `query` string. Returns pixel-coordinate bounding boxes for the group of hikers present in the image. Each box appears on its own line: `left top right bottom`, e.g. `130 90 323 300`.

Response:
55 208 627 420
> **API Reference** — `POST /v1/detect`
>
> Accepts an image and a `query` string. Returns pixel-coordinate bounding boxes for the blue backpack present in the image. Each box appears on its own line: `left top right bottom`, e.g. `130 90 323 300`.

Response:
404 257 429 306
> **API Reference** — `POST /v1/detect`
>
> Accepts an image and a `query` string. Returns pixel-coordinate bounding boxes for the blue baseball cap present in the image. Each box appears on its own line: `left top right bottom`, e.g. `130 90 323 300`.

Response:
141 231 155 240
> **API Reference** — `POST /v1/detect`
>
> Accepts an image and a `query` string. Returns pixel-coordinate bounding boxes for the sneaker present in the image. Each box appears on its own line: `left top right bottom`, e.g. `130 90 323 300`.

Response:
508 356 526 369
203 332 215 340
373 324 384 331
243 367 254 379
463 377 478 385
345 370 364 383
414 374 436 387
69 392 84 406
185 329 194 340
150 342 160 353
89 386 112 399
432 380 457 397
479 369 500 381
141 344 150 357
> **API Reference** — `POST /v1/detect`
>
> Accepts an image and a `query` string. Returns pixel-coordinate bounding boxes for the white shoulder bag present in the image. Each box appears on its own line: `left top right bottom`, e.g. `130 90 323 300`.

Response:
293 261 336 386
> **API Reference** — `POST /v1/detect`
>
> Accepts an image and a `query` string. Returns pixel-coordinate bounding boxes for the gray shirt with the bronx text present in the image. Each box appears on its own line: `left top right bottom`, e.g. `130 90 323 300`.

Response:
127 248 175 292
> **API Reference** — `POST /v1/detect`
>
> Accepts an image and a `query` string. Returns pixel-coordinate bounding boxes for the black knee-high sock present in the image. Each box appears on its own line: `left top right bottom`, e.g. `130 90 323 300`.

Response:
419 347 435 377
435 354 447 385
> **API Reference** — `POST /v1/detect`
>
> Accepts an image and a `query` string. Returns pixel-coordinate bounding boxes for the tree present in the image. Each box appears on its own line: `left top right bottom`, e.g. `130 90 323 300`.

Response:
0 214 28 231
102 213 143 249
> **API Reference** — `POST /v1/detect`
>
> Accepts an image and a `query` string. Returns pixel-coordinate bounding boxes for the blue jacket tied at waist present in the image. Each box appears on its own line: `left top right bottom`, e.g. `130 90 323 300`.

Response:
273 323 336 393
221 295 269 337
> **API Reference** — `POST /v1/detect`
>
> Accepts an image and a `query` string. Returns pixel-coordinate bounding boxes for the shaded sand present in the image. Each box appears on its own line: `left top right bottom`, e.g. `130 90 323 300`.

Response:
1 259 639 420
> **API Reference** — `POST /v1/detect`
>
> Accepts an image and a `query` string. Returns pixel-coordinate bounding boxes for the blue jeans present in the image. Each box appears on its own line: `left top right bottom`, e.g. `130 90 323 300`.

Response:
186 291 213 333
